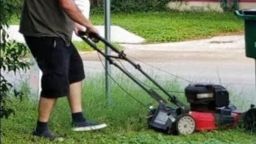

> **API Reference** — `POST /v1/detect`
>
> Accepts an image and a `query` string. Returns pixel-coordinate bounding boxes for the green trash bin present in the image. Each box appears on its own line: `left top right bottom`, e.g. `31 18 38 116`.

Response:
235 9 256 59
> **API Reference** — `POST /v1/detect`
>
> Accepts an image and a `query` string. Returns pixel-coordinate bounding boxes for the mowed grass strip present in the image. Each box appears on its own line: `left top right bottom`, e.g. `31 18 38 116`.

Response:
2 74 255 144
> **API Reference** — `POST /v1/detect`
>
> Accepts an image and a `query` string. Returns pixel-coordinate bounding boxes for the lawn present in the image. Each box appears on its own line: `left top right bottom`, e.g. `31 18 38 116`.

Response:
90 11 243 42
2 74 255 144
73 41 122 52
69 11 243 51
3 11 251 144
11 11 243 48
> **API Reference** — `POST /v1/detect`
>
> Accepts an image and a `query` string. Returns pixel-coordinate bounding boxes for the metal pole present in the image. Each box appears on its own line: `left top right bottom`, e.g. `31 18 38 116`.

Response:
104 0 111 105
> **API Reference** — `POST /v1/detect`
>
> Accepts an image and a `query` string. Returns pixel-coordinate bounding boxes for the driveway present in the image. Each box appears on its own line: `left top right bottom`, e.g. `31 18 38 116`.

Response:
80 35 256 109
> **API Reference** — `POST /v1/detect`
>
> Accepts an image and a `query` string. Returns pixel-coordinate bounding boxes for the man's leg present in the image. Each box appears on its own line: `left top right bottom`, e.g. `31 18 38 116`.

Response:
68 81 88 126
36 97 56 130
68 43 107 131
24 37 69 140
67 43 86 123
38 97 56 122
33 97 57 140
68 81 83 113
68 80 107 131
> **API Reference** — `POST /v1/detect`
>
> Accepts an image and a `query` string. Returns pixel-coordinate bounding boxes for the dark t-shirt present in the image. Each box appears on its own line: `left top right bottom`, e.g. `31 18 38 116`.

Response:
19 0 74 44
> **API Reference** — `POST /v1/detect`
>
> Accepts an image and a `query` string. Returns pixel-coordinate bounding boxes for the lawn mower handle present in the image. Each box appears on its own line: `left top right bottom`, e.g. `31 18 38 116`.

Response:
78 31 120 54
78 31 186 109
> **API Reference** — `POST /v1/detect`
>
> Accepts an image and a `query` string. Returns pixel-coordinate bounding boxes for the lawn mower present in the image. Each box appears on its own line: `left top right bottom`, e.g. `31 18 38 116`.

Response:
79 32 256 135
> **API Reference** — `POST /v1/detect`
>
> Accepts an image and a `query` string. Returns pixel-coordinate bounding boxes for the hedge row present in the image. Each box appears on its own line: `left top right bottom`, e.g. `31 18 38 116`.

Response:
90 0 171 13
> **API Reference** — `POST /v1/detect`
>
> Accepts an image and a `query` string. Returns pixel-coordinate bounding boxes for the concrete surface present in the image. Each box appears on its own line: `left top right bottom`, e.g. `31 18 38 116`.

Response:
81 35 256 109
7 25 145 44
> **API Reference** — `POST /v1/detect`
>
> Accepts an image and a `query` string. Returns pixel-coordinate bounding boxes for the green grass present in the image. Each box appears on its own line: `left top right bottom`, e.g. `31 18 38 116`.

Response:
2 73 256 144
90 11 243 43
73 41 104 51
11 11 243 43
73 41 123 52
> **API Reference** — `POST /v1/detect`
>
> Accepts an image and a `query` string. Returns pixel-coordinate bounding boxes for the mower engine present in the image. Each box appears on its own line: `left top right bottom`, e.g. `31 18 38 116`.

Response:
185 84 240 131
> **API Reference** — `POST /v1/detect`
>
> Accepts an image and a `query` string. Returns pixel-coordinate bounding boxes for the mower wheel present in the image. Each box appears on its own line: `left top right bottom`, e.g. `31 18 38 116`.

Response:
147 108 156 128
176 114 195 135
243 106 256 132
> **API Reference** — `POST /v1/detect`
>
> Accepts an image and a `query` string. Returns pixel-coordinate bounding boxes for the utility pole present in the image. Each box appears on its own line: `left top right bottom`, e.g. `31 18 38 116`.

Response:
104 0 111 105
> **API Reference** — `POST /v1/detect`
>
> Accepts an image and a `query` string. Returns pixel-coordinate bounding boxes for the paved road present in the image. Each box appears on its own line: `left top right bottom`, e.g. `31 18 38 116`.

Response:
81 35 256 109
5 35 255 109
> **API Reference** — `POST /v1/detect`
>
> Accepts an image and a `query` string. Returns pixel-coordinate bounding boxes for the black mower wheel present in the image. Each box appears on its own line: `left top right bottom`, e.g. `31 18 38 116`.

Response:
147 108 156 128
243 107 256 133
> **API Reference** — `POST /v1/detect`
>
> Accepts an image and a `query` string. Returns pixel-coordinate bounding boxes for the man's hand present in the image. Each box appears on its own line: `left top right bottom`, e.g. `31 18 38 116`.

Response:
86 26 99 38
74 23 99 38
74 23 86 35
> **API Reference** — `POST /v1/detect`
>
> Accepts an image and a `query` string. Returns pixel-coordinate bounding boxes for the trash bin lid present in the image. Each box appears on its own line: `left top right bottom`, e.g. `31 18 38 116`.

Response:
242 9 256 15
235 9 256 20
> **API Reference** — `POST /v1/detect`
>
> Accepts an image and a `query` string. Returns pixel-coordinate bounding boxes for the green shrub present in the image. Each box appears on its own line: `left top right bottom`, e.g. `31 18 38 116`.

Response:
91 0 171 13
0 0 30 119
220 0 239 12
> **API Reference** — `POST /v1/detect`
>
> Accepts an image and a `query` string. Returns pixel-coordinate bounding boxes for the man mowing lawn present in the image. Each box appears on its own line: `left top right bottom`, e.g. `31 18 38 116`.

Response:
19 0 107 141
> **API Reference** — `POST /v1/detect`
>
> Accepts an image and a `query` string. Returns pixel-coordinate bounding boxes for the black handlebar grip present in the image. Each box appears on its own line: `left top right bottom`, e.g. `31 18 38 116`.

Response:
78 31 100 43
78 31 87 37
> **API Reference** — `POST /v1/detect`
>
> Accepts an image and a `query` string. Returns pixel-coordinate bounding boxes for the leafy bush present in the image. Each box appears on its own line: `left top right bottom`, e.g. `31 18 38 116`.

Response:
220 0 239 12
0 0 30 119
0 0 23 24
91 0 171 13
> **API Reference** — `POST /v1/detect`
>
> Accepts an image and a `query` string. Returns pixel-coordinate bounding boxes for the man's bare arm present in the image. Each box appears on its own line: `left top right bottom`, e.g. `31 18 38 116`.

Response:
58 0 97 33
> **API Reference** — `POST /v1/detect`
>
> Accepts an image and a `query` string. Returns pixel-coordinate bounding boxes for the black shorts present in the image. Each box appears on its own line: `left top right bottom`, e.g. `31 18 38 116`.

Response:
25 36 85 98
